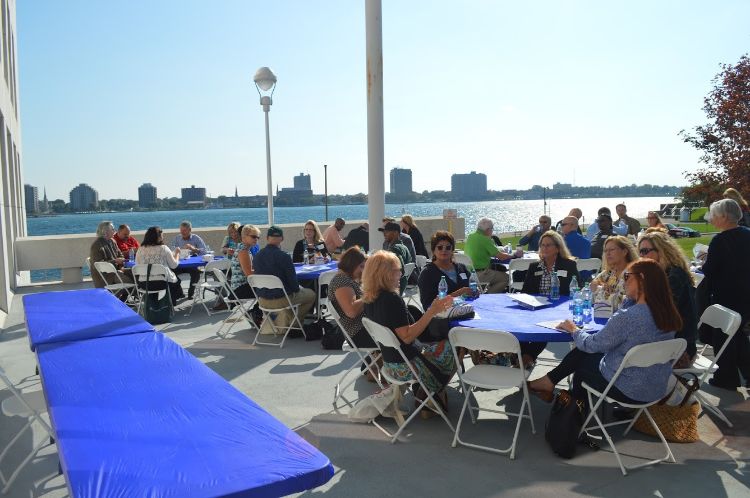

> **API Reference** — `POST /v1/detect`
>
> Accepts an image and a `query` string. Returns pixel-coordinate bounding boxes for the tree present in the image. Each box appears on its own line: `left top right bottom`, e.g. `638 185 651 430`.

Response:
681 54 750 204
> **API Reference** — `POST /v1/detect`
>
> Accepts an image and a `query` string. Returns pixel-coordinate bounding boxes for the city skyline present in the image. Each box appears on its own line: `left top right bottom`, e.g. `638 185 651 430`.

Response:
18 1 750 200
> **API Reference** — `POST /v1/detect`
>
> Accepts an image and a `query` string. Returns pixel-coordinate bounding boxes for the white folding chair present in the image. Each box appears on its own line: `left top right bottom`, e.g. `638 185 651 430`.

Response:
131 263 175 316
0 366 55 494
401 263 422 310
415 255 428 270
579 338 686 476
674 304 742 427
316 270 338 320
576 258 602 283
448 327 535 459
93 261 137 308
361 318 455 443
329 305 383 402
187 259 231 316
508 258 534 293
247 274 306 348
453 253 473 270
213 269 259 339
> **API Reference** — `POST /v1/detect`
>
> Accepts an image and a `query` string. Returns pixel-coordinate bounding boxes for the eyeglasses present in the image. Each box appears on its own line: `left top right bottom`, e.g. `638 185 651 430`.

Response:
539 220 550 225
561 222 573 226
539 243 557 249
639 247 657 256
248 235 259 239
623 271 642 281
435 245 452 251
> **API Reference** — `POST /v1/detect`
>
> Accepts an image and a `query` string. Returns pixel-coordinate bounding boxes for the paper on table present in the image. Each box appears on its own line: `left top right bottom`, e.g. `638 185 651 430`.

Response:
508 293 551 310
536 320 594 332
299 265 330 272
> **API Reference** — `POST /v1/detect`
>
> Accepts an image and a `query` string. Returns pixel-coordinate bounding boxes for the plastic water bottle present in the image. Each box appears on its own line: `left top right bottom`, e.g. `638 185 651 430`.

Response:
438 276 448 299
568 275 579 311
303 246 310 264
573 291 584 327
581 283 592 324
128 248 134 262
505 243 512 254
469 270 479 295
550 271 560 300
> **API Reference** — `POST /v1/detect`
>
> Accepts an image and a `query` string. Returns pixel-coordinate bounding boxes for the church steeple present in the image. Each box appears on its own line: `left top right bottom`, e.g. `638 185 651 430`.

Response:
42 187 49 213
234 185 238 198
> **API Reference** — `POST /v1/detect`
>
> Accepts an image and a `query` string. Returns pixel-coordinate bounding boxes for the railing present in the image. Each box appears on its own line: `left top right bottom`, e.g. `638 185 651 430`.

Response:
14 216 465 285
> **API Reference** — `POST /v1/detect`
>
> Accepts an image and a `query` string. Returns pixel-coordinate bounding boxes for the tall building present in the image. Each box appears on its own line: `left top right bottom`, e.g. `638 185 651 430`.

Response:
24 184 38 214
0 1 25 313
293 173 311 190
181 185 206 204
41 187 49 213
389 167 413 195
138 183 158 208
69 183 99 212
451 171 487 199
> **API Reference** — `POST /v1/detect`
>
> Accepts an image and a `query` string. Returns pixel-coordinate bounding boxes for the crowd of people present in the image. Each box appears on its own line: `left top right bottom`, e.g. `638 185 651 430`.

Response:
88 194 750 420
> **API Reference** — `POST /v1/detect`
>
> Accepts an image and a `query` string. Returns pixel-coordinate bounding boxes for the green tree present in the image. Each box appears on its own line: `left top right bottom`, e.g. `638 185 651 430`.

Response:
681 54 750 204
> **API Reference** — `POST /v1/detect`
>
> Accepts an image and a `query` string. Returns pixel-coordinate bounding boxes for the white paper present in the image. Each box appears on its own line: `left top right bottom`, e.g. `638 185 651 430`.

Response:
536 320 594 331
508 293 551 309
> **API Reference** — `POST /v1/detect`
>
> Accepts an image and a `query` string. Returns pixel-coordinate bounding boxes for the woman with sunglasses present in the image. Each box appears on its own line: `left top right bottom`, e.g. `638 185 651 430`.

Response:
589 236 638 312
417 231 473 310
227 224 261 299
528 259 682 404
638 231 697 363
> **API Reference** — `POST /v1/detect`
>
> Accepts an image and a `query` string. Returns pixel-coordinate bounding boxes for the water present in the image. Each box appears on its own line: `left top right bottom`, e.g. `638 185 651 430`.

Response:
26 196 674 282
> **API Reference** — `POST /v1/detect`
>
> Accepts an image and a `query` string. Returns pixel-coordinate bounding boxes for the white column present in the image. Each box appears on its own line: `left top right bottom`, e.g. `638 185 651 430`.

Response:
262 97 274 226
365 0 385 252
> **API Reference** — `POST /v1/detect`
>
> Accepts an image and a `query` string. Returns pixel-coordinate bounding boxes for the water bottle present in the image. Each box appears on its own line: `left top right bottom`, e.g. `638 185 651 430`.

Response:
505 243 512 254
303 246 309 264
550 271 560 300
568 275 579 311
469 270 479 295
573 291 584 327
581 283 592 323
128 248 134 262
438 275 448 299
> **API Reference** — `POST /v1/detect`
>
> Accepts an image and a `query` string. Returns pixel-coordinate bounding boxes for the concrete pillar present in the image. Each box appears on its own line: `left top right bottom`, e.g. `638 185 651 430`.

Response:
365 0 385 253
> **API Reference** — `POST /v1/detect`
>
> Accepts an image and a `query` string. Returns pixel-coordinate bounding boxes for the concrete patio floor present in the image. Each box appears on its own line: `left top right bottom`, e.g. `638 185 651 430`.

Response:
1 282 748 498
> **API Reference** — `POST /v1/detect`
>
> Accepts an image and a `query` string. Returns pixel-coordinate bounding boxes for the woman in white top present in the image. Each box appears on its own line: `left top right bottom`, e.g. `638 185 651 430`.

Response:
135 226 184 304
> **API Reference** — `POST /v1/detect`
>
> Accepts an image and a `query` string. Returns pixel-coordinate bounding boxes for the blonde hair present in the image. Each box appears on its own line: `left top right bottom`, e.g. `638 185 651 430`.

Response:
401 214 417 229
227 221 241 233
303 220 324 243
362 251 400 303
638 231 694 285
723 187 749 209
539 230 572 260
241 224 260 237
602 235 638 271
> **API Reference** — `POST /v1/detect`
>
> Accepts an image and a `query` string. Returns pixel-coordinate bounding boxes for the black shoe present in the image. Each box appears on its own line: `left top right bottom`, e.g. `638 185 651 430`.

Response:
708 377 740 390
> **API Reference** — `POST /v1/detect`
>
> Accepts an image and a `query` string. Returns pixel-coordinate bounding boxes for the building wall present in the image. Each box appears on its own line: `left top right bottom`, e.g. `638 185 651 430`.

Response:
0 0 23 315
24 183 37 213
138 183 157 208
69 183 99 211
451 171 487 198
389 167 412 195
181 185 206 203
293 173 311 190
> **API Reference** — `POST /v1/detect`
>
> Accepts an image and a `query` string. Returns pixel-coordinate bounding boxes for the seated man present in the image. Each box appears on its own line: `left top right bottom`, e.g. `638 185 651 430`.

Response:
381 216 417 263
380 221 413 294
89 221 133 294
113 224 139 259
615 202 641 236
170 220 207 299
585 207 626 241
555 208 583 234
342 222 369 252
464 218 516 293
590 214 615 260
253 226 316 333
519 215 552 251
561 216 591 259
323 218 346 254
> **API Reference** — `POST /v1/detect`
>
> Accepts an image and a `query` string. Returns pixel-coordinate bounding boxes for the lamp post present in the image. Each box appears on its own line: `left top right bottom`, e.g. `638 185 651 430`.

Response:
253 66 277 226
324 164 329 221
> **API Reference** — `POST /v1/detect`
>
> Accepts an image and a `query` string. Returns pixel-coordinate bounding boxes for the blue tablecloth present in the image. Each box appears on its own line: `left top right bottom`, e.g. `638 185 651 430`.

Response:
37 332 334 498
452 293 605 342
22 289 154 351
295 261 338 280
123 255 225 270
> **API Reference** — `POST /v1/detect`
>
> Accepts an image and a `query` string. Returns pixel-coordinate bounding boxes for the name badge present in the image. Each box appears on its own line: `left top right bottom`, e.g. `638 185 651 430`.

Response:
601 235 608 239
557 270 568 278
534 271 544 276
459 273 467 280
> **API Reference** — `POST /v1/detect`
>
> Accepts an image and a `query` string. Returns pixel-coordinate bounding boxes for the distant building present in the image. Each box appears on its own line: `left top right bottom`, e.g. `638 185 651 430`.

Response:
390 168 413 195
24 184 38 214
451 171 487 199
277 173 314 205
69 183 99 212
41 187 49 213
138 183 158 208
181 185 206 204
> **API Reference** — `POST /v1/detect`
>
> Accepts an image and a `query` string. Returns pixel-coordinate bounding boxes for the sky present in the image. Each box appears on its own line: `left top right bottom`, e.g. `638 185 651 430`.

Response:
17 0 750 201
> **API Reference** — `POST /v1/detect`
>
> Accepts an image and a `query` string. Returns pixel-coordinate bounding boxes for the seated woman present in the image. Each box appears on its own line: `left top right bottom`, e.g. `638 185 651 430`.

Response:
221 221 242 257
646 211 667 230
293 220 330 263
400 215 428 257
329 247 374 348
418 230 472 309
520 231 580 365
135 226 183 305
638 231 697 364
590 236 638 313
529 259 682 404
227 225 261 300
363 251 455 413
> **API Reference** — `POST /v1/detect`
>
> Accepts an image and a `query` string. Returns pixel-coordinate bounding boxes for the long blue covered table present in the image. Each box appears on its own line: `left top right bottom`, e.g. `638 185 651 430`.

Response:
294 261 338 281
36 332 334 498
123 255 224 270
452 293 605 342
23 289 154 351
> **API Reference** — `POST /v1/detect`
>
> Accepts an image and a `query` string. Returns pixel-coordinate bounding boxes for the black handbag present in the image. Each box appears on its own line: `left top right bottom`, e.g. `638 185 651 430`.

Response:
141 264 174 325
545 389 586 459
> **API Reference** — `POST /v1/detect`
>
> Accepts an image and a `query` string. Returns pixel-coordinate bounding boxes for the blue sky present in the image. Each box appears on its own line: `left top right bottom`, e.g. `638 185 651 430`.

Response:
17 1 750 200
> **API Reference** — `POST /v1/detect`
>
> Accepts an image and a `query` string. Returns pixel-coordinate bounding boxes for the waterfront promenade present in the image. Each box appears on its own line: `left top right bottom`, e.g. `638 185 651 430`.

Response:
0 281 748 497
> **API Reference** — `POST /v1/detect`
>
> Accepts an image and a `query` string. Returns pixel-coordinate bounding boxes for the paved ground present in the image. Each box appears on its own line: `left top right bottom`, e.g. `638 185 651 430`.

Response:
1 282 748 498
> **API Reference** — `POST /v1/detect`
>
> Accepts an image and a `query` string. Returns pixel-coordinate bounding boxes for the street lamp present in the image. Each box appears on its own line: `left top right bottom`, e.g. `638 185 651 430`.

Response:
253 66 277 226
